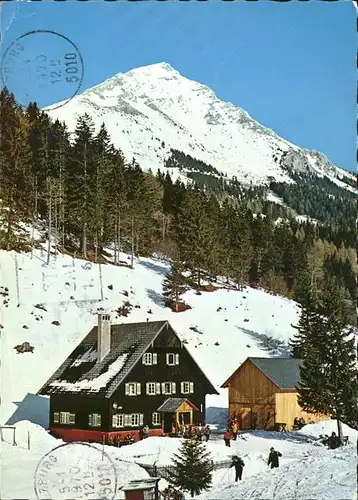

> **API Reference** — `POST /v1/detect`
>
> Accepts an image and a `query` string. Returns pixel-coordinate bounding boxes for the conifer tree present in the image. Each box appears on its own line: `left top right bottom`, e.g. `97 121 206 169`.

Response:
162 258 187 311
168 438 213 498
295 279 358 437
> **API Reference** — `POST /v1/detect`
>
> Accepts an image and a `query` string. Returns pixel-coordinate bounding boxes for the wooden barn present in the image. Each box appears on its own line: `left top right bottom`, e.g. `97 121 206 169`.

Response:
221 357 329 431
38 314 218 443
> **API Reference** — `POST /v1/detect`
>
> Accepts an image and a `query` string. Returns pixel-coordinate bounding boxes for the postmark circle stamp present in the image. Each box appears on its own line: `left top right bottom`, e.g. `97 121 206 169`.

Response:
1 30 84 110
33 442 117 499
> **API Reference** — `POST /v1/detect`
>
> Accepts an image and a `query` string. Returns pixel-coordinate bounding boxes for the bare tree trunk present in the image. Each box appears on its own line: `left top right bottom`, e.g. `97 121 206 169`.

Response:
47 180 52 266
94 232 98 263
113 220 118 265
162 213 165 240
118 213 121 260
54 195 58 258
31 177 38 259
130 216 134 268
82 222 87 259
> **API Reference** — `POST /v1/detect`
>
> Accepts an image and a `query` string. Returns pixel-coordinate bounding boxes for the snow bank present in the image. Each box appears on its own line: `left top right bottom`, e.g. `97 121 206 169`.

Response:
298 420 358 441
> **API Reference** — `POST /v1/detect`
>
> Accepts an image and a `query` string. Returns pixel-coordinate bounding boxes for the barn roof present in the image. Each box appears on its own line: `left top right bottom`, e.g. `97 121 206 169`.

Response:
221 357 304 389
38 320 218 398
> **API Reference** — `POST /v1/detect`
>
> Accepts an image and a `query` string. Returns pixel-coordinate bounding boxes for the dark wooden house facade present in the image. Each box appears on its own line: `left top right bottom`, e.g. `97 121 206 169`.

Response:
38 315 218 443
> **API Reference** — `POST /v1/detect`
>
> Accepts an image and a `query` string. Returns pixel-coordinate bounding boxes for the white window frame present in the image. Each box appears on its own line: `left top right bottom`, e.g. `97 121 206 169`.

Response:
181 381 194 394
112 414 124 428
152 412 161 426
125 382 141 396
89 413 101 427
143 353 152 365
53 412 59 424
146 382 157 395
166 353 175 365
59 411 75 425
162 381 176 395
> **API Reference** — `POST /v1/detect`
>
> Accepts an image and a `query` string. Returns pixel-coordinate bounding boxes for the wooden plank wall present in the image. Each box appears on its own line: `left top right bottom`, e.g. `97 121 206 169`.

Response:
275 392 329 430
228 360 277 429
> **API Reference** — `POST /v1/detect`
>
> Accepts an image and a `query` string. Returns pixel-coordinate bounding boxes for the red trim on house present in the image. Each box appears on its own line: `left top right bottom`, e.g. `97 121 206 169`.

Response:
49 427 166 443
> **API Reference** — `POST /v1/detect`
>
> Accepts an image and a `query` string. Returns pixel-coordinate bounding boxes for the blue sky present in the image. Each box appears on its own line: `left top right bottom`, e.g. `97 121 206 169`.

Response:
1 1 355 171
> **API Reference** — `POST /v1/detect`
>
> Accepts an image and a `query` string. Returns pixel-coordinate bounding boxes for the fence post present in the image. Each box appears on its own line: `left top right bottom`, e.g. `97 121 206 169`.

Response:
28 431 30 450
13 427 17 446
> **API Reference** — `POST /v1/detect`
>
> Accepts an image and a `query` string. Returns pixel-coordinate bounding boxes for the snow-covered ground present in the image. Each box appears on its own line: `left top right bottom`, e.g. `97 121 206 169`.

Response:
0 246 356 499
1 419 356 499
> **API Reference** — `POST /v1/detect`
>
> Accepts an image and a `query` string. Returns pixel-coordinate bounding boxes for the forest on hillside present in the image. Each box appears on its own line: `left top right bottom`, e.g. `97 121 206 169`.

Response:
0 88 356 324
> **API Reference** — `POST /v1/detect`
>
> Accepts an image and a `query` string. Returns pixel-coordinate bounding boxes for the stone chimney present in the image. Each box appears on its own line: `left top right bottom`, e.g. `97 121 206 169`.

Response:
97 312 111 362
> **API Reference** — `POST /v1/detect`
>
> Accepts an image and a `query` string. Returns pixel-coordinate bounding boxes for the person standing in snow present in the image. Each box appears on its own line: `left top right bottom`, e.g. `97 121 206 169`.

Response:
267 447 282 468
224 429 231 447
231 418 239 440
142 425 149 438
327 432 341 449
230 455 245 482
203 424 211 442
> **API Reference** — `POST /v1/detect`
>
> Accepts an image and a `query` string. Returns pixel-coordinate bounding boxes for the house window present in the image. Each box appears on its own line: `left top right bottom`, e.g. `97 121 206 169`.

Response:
162 382 176 395
59 412 75 425
152 412 161 426
125 382 141 396
146 382 158 395
142 353 157 365
53 412 59 424
89 414 101 427
112 414 124 428
166 353 179 365
181 382 194 394
130 413 144 427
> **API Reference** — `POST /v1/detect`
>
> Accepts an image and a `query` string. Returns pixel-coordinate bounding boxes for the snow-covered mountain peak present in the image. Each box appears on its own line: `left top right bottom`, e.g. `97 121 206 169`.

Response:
46 63 354 189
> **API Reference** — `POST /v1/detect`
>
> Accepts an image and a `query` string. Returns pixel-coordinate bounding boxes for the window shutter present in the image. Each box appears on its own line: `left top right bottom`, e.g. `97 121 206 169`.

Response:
142 355 146 365
189 382 194 393
53 412 59 424
136 383 141 395
161 382 166 393
112 415 117 428
139 414 144 426
152 353 157 365
97 415 101 426
125 383 130 395
171 382 176 394
156 383 161 394
180 382 184 393
146 383 150 395
69 413 75 425
88 414 92 426
166 353 169 365
175 354 179 365
124 414 131 426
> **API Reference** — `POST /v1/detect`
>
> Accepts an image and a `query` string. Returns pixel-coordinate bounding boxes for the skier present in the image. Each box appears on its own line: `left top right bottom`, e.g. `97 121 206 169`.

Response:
224 429 231 447
267 447 282 468
230 455 245 482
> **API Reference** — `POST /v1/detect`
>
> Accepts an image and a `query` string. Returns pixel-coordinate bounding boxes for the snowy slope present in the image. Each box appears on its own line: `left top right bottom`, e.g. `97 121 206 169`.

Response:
45 63 356 190
0 247 300 426
1 248 357 500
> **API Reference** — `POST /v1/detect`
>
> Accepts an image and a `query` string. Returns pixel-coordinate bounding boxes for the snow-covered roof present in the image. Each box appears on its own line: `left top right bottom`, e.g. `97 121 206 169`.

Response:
38 320 168 397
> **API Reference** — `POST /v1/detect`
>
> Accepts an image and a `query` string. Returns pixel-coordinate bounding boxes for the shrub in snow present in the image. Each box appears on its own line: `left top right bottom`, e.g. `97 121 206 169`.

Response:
167 438 213 498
